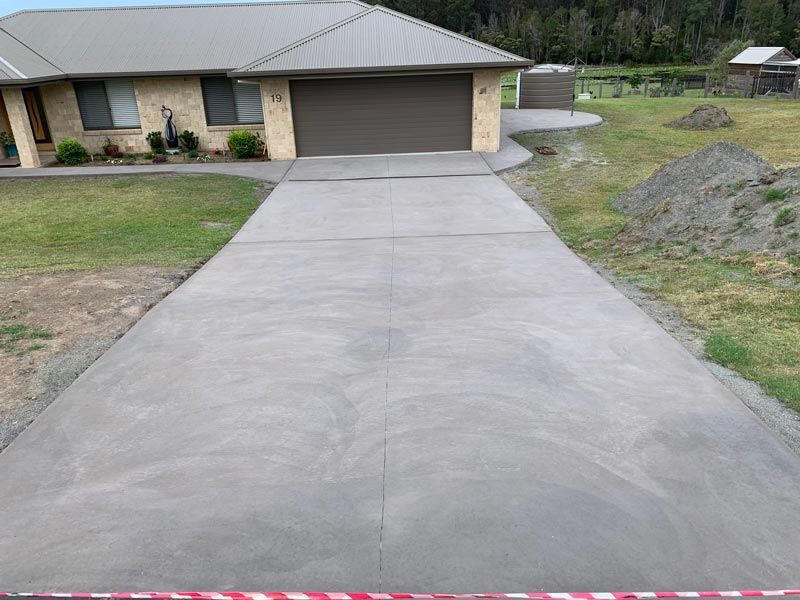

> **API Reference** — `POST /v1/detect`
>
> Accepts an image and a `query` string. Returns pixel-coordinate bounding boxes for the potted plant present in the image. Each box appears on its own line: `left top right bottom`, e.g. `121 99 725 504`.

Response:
102 137 120 156
0 131 14 160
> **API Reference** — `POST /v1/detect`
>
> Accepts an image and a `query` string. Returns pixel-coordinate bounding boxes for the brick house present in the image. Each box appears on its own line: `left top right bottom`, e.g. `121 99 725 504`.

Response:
0 1 533 168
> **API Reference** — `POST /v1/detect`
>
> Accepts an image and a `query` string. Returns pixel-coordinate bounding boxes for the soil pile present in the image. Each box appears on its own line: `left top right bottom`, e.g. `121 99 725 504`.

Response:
668 104 734 130
614 142 799 257
614 142 771 214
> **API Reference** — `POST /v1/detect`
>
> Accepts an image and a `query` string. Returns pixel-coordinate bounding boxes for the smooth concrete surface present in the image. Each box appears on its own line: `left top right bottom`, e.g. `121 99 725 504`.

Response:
234 174 548 244
0 160 294 183
480 134 534 173
482 108 604 172
287 153 494 181
500 108 604 136
1 152 799 590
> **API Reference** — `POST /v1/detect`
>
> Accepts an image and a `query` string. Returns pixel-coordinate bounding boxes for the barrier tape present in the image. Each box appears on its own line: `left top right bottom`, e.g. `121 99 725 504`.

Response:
1 592 799 600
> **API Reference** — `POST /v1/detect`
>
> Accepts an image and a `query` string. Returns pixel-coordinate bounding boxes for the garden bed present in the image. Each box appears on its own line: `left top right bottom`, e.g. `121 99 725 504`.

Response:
45 150 270 167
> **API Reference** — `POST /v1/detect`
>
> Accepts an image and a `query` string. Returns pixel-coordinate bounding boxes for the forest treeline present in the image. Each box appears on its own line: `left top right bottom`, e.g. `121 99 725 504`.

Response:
367 0 800 65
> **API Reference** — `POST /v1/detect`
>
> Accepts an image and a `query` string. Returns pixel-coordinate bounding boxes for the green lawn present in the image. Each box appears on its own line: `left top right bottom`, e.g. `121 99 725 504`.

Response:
513 96 800 410
0 174 264 278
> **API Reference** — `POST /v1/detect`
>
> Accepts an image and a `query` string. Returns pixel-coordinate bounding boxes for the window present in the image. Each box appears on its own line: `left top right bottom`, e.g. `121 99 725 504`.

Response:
201 77 264 126
74 79 141 130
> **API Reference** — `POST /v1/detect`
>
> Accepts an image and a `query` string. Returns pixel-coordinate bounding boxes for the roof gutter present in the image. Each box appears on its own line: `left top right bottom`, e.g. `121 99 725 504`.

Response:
0 62 532 87
231 61 535 78
0 68 233 87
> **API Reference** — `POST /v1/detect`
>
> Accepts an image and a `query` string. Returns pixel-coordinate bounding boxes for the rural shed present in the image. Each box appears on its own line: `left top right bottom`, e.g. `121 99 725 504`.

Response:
728 47 799 75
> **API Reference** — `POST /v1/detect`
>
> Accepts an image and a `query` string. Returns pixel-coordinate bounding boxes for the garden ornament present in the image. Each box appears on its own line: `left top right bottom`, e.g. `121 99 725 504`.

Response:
161 105 179 153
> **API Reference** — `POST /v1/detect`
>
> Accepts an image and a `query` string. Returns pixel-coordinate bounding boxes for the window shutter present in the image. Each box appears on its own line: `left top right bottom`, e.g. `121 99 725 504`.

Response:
232 81 264 124
105 79 141 128
201 77 237 125
74 81 113 130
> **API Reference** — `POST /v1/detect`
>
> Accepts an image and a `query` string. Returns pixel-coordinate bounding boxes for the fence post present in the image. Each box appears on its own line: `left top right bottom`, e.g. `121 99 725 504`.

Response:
515 71 521 109
598 83 603 98
670 77 678 96
704 74 710 98
644 77 649 97
581 79 585 94
745 70 754 98
793 76 800 100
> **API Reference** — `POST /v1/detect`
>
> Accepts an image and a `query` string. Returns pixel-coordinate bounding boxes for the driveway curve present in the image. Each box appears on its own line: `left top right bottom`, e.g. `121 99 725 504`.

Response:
0 151 798 592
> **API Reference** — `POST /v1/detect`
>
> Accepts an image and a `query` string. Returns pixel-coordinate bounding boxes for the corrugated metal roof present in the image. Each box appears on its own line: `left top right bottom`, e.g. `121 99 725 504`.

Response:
236 6 531 75
0 0 366 82
729 47 794 64
765 58 800 66
0 28 64 81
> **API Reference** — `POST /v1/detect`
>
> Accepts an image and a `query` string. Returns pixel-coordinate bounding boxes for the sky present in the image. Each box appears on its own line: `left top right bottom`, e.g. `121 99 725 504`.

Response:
0 0 274 18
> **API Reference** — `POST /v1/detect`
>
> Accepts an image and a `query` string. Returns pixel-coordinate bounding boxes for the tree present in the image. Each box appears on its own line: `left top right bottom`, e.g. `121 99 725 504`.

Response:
446 0 474 32
367 0 796 66
711 38 753 83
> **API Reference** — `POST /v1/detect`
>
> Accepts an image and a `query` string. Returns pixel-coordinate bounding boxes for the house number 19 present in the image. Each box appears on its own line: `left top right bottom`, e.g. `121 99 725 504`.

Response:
271 94 282 102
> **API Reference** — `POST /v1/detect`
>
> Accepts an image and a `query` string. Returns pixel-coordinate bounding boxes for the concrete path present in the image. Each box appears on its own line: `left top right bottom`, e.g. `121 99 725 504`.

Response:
483 108 603 172
0 110 599 181
1 152 799 591
0 160 292 183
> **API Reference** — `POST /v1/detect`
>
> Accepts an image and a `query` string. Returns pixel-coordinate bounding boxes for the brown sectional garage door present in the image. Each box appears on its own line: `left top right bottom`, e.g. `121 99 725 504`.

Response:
290 73 472 157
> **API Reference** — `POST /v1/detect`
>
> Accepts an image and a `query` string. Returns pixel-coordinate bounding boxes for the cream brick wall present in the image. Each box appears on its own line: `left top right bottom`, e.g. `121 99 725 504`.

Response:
1 87 41 168
260 78 296 160
39 77 265 155
471 69 504 153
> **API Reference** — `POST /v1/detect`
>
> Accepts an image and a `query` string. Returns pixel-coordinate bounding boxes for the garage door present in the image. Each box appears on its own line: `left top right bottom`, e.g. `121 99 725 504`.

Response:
290 74 472 157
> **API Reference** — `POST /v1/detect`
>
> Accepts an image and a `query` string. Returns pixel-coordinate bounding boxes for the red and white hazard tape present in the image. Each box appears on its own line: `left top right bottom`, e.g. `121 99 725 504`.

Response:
1 592 800 600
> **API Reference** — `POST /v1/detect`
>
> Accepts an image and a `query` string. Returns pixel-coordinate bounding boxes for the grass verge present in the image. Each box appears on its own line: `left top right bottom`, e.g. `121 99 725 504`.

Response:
0 174 264 278
513 96 800 411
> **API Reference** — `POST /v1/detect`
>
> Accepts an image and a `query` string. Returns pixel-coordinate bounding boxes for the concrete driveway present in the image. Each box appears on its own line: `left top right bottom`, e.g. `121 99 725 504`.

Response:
1 152 799 591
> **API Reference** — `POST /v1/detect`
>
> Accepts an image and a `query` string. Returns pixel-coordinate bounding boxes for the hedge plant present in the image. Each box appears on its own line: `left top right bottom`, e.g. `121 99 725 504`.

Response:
227 130 259 158
55 138 88 165
146 131 164 152
179 130 199 152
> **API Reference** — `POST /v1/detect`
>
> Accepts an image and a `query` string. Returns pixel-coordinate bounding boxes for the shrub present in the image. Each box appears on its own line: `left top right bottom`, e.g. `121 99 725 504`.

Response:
0 131 14 146
111 151 124 159
179 130 199 152
227 130 259 158
144 151 155 160
187 149 199 159
763 187 790 202
627 72 645 90
55 138 88 165
146 131 164 152
774 207 795 227
152 154 167 164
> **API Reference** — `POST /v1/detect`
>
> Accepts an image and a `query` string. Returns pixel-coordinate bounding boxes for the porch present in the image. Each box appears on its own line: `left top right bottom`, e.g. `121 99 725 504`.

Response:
0 86 54 168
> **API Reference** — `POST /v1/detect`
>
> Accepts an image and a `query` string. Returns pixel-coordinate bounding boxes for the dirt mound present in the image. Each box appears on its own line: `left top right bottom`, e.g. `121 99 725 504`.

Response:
668 104 734 130
614 142 771 214
614 143 799 257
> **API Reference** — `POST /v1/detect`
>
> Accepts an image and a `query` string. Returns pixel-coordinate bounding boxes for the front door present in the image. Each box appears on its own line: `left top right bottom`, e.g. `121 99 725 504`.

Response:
22 87 53 149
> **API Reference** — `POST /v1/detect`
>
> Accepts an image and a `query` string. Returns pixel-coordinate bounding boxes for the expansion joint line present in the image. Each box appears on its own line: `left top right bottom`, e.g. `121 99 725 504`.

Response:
378 167 395 592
